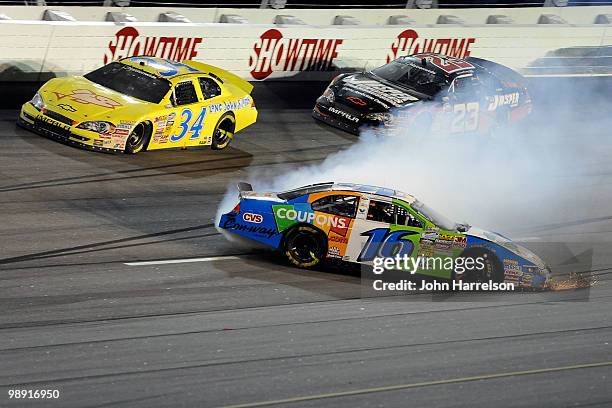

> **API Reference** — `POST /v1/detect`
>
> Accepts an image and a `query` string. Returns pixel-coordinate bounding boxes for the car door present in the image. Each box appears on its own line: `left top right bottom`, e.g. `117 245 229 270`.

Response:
448 74 482 134
186 76 225 147
164 79 206 149
345 196 424 268
307 192 360 260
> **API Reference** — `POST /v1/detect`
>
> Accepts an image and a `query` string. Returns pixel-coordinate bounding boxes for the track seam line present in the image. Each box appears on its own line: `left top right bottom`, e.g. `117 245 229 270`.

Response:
219 361 612 408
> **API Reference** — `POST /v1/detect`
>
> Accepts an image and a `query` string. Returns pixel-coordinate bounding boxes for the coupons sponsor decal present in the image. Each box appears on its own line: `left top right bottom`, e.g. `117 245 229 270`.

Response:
250 29 343 80
387 29 476 63
104 27 203 64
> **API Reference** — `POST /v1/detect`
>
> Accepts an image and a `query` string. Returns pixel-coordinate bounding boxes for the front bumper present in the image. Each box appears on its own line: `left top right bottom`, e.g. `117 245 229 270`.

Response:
18 103 122 153
312 101 362 135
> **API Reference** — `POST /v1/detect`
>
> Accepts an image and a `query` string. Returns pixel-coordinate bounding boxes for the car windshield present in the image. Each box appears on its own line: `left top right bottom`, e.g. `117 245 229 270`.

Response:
412 200 457 231
371 59 448 96
84 62 171 104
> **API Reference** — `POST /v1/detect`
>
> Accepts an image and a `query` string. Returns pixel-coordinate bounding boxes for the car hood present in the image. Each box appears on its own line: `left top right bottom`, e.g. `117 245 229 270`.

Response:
466 226 546 268
38 77 152 122
334 72 425 112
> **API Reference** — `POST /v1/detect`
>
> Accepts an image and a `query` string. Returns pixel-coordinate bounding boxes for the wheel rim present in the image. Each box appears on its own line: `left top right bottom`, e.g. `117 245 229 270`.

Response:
127 124 145 148
215 118 235 147
289 233 320 264
215 128 232 145
460 256 492 283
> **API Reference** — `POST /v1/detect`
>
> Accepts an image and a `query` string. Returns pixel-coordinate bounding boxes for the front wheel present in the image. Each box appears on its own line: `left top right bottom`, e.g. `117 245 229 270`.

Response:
282 225 327 269
124 122 149 154
211 113 236 150
454 248 504 284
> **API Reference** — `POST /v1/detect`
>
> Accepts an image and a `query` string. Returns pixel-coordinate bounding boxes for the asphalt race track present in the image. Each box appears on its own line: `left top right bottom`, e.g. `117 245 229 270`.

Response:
1 80 611 408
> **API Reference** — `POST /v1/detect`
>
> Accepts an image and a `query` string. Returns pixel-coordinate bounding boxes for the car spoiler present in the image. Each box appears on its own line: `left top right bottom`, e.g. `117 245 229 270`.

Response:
237 182 253 197
185 61 254 95
237 182 252 192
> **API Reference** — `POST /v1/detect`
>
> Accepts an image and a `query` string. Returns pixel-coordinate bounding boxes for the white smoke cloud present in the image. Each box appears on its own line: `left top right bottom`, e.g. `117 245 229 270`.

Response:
218 79 609 239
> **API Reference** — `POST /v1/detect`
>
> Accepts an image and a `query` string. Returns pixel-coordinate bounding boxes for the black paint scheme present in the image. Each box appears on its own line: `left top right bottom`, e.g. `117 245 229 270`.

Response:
312 53 532 135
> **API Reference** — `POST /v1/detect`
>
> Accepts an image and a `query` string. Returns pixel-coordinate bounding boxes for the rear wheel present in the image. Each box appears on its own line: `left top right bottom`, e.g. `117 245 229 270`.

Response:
124 122 149 154
282 225 327 269
211 113 236 150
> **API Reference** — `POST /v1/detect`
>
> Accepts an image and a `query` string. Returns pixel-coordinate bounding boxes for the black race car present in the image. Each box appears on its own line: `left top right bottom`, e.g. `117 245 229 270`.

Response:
313 53 532 135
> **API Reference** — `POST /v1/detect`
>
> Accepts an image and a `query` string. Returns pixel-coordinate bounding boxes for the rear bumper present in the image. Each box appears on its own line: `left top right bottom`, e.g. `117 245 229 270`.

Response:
18 104 122 153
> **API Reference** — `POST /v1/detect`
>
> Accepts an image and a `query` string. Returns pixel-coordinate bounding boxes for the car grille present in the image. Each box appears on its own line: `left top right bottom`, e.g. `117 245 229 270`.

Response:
44 110 74 125
34 118 71 138
334 101 364 117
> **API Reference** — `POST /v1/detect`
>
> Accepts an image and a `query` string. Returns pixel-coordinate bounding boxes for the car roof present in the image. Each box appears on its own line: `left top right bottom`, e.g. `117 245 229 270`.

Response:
278 182 417 203
119 56 203 79
398 53 476 78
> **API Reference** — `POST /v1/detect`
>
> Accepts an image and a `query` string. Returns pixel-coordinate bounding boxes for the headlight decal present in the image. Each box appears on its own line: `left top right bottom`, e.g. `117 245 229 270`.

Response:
31 93 44 111
76 121 116 134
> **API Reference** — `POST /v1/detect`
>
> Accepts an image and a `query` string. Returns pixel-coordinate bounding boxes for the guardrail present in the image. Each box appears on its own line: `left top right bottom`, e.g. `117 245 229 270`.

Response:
0 6 611 81
0 5 611 24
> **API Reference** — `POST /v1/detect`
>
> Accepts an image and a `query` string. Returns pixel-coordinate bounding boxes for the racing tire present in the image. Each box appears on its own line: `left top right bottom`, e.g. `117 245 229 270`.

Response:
211 113 236 150
124 122 150 154
454 248 504 284
282 225 327 269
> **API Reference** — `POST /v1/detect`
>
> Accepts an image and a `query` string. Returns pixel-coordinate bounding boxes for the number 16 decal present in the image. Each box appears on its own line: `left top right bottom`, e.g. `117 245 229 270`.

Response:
171 106 207 142
357 228 418 262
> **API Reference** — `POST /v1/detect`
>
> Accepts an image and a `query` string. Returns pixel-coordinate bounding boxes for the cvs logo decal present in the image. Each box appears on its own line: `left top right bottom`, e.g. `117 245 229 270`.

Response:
243 213 263 224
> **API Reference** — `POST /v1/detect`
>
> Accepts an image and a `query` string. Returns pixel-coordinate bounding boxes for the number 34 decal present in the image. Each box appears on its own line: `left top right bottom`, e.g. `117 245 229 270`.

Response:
171 107 207 142
451 102 479 133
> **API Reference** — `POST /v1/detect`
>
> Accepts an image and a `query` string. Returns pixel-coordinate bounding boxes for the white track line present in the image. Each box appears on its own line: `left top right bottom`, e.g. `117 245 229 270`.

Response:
124 255 241 266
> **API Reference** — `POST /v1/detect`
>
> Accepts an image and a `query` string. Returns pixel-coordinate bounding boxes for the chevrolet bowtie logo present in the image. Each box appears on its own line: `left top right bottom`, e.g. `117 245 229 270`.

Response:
57 103 77 112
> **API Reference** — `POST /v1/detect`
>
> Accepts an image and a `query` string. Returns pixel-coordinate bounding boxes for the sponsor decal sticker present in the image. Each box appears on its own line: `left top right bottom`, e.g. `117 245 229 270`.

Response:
343 77 418 107
54 89 121 109
488 92 520 111
222 217 276 239
57 103 76 112
347 96 367 106
243 212 263 224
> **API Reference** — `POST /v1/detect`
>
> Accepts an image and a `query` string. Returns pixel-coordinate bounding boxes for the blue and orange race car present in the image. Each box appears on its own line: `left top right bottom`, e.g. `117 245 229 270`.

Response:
218 182 551 289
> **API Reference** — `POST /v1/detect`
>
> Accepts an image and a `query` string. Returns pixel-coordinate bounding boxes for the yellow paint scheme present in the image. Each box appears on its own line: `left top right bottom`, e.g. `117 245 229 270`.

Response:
18 57 258 153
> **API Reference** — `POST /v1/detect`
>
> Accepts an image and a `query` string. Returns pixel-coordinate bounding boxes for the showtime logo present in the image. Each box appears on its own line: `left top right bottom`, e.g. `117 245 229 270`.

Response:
249 29 343 80
386 29 476 63
104 27 203 64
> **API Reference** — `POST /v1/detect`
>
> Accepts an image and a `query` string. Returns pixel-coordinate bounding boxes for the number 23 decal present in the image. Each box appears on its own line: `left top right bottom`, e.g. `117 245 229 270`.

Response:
171 107 207 142
451 102 479 133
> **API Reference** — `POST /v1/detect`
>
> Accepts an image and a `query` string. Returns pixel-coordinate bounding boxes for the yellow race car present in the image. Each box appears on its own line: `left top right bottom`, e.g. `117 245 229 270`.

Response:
18 56 258 153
